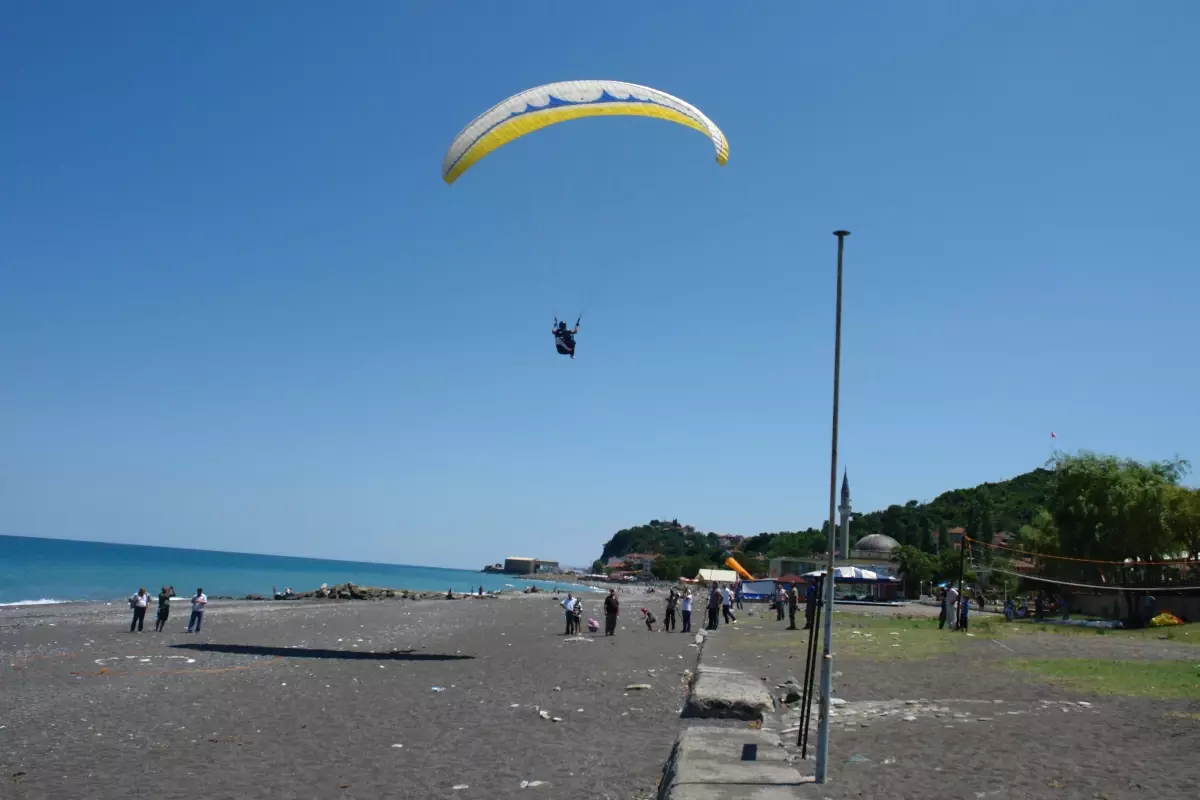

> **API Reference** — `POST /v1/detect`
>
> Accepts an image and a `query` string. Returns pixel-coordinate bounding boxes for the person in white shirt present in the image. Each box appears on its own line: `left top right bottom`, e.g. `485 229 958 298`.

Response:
722 585 737 624
680 591 693 633
945 586 959 632
129 587 150 633
562 593 577 635
187 588 208 633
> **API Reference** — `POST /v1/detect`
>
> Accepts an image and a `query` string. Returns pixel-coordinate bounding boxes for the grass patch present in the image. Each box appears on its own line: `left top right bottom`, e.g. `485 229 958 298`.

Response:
1010 658 1200 699
730 612 964 661
996 620 1200 645
1165 710 1200 721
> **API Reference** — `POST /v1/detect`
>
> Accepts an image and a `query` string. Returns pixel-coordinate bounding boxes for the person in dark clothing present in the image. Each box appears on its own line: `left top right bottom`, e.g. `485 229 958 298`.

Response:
129 587 149 632
603 589 619 636
804 580 817 630
706 583 721 631
787 584 799 630
562 593 577 635
154 586 173 632
664 590 677 632
641 607 656 631
553 319 580 359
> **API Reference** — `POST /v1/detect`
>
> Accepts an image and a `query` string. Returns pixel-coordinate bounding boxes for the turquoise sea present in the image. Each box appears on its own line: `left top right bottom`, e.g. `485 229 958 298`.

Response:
0 535 586 605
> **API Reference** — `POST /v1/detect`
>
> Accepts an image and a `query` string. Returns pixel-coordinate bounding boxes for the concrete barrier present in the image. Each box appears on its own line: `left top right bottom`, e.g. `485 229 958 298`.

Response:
657 726 811 799
682 663 774 721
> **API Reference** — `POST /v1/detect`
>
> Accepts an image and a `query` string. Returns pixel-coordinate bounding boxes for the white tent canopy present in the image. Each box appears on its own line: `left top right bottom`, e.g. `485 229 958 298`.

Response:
803 566 897 583
696 568 739 584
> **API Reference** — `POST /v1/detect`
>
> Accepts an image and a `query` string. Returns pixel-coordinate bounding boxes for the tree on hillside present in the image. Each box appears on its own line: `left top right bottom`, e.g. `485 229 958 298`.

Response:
893 545 935 599
1051 453 1188 563
918 518 934 553
1166 486 1200 561
1046 452 1190 624
590 559 606 574
937 523 950 553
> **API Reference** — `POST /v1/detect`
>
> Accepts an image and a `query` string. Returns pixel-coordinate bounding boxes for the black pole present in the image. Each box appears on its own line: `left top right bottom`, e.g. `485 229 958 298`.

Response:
798 579 816 750
798 576 823 755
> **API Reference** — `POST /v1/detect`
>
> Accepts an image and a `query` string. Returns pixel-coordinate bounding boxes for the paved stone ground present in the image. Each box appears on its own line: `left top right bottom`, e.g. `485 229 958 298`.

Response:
699 605 1200 800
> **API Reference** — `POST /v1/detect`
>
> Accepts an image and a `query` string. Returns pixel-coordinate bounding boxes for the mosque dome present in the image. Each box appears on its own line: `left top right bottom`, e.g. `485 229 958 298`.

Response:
854 534 901 553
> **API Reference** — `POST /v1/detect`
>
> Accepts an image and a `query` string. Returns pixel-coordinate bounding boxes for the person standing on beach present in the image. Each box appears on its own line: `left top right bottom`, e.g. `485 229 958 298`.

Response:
680 590 692 633
774 584 786 622
804 580 817 630
706 583 720 630
562 593 576 635
154 586 172 632
664 590 677 632
734 581 744 611
129 588 149 632
785 584 799 630
187 588 207 633
721 584 737 624
603 589 619 636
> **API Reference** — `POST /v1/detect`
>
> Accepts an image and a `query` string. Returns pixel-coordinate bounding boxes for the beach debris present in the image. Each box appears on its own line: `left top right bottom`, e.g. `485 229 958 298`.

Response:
453 786 468 791
553 686 561 692
431 687 445 692
538 710 552 720
576 708 584 713
391 744 403 748
551 717 563 723
625 684 652 691
510 703 520 708
519 780 550 788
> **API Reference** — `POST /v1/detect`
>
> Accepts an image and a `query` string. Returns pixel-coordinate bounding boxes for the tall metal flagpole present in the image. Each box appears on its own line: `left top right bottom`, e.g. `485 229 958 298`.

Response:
815 230 849 784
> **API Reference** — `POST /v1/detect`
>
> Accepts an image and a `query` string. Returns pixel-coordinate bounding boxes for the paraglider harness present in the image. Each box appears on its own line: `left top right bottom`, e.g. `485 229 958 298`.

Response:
553 315 580 358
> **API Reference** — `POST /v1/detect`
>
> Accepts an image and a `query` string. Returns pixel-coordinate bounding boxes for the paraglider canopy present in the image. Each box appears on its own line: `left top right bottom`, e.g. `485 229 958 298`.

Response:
442 80 729 185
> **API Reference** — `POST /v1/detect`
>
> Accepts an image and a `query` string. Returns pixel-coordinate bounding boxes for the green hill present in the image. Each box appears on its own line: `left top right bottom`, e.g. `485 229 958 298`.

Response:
846 467 1055 547
596 468 1055 573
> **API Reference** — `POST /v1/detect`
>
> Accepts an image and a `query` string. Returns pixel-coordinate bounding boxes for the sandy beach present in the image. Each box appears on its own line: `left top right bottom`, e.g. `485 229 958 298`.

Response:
2 589 694 800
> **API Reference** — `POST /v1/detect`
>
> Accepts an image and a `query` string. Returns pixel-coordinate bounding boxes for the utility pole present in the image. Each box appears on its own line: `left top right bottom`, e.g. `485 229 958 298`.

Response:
815 230 849 784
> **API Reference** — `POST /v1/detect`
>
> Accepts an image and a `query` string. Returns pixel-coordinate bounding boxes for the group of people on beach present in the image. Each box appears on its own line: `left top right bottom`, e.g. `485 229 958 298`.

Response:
938 585 978 631
129 586 207 633
561 580 823 637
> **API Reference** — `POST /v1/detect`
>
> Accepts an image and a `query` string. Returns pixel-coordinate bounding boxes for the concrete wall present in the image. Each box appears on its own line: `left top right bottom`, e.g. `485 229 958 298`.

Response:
1071 592 1200 623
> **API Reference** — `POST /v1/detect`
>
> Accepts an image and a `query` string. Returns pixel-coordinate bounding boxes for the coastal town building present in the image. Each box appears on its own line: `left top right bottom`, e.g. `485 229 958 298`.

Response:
607 553 657 571
503 556 537 575
534 559 559 574
716 534 745 550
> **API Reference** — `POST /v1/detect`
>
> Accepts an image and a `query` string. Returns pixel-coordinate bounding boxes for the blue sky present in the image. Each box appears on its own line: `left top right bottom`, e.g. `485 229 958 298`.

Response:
3 2 1197 568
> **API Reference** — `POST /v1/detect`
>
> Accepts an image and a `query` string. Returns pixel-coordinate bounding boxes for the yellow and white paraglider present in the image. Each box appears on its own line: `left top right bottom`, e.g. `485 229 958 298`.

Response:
441 79 729 185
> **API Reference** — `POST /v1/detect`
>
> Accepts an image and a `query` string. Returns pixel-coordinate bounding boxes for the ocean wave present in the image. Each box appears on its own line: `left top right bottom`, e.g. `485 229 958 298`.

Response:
0 598 70 607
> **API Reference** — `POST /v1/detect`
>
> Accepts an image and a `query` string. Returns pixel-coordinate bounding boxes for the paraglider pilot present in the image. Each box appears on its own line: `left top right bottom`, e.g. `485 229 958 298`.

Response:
553 317 579 359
